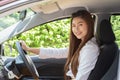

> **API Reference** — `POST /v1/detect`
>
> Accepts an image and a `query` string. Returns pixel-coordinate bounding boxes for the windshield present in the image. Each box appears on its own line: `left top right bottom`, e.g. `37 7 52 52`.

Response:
0 12 20 31
0 8 34 31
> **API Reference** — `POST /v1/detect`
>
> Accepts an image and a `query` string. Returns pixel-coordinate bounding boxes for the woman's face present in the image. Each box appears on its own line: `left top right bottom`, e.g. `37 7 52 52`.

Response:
72 17 88 41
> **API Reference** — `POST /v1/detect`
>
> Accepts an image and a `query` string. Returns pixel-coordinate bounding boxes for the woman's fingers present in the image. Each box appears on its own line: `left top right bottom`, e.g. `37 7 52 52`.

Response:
19 40 28 50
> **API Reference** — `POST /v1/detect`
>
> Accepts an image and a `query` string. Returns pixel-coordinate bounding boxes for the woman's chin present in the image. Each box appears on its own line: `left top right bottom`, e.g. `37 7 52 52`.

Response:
76 36 82 39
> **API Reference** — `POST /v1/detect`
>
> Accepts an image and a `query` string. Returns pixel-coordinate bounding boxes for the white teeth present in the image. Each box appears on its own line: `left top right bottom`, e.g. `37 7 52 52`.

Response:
76 32 81 35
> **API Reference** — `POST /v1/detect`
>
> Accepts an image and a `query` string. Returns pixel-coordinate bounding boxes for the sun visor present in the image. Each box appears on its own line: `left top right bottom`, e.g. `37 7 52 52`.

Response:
31 1 59 14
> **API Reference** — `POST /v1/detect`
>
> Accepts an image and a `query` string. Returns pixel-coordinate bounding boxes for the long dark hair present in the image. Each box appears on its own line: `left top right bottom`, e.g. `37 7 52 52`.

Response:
64 10 94 79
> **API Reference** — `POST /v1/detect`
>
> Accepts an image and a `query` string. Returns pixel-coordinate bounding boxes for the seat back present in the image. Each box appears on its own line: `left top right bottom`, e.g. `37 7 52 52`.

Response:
88 19 119 80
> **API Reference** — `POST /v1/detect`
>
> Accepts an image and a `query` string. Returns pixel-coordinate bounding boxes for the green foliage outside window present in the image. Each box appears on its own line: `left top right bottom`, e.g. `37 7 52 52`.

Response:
4 19 70 57
111 15 120 47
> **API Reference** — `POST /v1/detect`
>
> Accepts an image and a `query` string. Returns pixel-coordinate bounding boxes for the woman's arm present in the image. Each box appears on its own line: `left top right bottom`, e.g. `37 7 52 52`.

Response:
27 47 40 55
39 48 68 58
21 41 68 58
21 41 40 55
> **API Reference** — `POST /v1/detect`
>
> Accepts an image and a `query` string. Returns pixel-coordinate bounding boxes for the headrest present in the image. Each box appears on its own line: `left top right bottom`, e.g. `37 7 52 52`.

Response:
96 19 116 45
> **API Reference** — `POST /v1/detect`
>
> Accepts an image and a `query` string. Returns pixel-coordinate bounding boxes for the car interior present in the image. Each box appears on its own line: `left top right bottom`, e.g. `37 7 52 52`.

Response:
0 0 120 80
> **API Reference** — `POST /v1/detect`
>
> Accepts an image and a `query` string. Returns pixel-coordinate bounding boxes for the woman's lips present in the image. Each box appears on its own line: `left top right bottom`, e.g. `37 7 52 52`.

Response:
76 32 81 35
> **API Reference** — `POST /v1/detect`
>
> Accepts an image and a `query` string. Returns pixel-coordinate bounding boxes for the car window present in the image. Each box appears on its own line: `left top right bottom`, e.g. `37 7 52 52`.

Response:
111 15 120 48
0 8 34 31
4 18 70 57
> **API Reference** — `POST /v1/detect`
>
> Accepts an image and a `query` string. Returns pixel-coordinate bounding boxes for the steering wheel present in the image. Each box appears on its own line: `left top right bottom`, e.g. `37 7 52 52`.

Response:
16 41 39 80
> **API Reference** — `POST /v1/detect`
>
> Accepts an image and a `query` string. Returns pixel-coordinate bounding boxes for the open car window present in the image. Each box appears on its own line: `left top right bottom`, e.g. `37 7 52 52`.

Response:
3 18 70 57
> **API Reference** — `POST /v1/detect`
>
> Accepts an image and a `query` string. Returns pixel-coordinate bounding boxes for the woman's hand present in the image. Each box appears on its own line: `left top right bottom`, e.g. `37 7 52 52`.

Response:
20 41 30 51
20 41 39 54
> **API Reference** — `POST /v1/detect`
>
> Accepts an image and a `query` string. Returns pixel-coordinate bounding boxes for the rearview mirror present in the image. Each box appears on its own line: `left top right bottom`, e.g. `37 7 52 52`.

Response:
19 10 27 20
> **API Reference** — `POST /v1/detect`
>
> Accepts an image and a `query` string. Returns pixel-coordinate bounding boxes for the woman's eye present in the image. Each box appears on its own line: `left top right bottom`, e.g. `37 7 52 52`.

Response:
78 24 83 27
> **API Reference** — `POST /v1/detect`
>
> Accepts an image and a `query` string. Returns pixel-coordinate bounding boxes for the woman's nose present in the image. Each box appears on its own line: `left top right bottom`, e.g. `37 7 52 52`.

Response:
75 25 79 31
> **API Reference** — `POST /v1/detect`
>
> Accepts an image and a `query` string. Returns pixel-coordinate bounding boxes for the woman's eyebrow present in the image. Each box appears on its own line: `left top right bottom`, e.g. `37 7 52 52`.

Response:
72 21 83 24
77 21 83 24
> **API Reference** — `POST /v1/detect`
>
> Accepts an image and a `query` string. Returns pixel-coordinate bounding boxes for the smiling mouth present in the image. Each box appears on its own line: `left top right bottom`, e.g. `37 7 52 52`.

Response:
76 32 81 35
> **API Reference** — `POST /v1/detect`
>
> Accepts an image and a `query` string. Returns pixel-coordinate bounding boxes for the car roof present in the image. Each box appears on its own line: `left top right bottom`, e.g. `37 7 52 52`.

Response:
0 0 120 18
0 0 120 44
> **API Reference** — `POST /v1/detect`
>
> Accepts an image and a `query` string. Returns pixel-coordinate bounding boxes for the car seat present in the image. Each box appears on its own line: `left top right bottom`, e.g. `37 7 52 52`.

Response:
87 19 119 80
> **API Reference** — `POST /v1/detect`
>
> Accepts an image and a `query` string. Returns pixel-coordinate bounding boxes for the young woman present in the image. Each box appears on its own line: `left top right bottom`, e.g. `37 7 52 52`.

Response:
21 10 99 80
